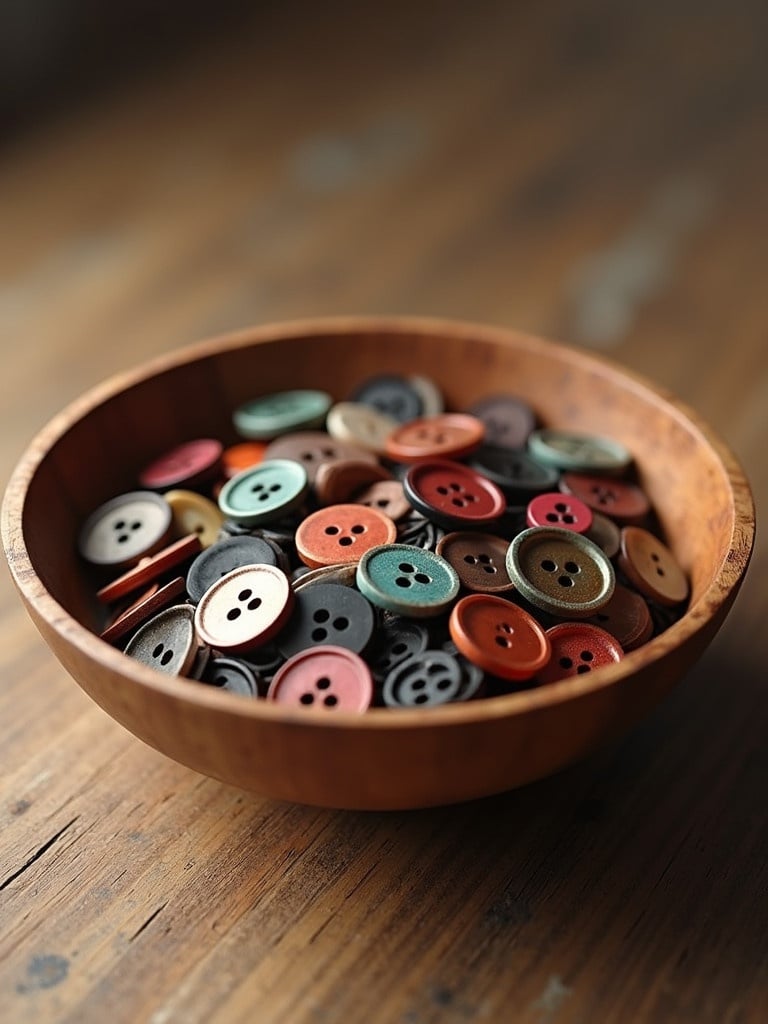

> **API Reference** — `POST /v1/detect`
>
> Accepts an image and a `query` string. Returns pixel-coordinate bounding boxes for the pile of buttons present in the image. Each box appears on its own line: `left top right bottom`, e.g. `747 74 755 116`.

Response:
77 376 690 711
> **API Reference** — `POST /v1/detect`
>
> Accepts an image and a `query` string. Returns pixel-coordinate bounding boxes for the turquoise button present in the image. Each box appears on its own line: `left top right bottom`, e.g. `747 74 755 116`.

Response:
356 543 460 618
218 459 309 526
233 390 332 440
527 429 632 473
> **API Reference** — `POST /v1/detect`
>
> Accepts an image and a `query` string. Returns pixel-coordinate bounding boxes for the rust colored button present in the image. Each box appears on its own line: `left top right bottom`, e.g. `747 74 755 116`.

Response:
295 504 397 568
97 534 202 603
100 577 187 646
560 472 650 523
263 431 376 483
618 526 689 606
139 439 223 491
267 646 373 711
221 441 268 479
194 564 293 653
315 459 392 506
403 460 506 528
587 583 653 650
526 493 593 534
385 413 485 463
467 394 536 450
538 622 624 683
352 479 412 522
449 594 550 680
436 532 515 594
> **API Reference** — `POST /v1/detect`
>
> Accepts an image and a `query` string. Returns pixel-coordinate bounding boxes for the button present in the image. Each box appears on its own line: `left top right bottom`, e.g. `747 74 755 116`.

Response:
385 413 485 463
587 583 653 650
138 439 223 491
382 651 463 707
78 491 173 569
449 594 551 680
538 623 623 683
233 389 332 439
97 534 202 603
466 394 536 450
314 459 392 506
326 402 399 454
267 647 373 712
263 430 377 483
408 375 444 416
618 526 689 606
367 618 429 682
292 562 358 592
356 544 460 617
194 564 293 653
218 459 309 526
240 644 284 686
584 511 621 559
528 429 632 473
470 446 560 502
559 472 650 523
100 577 187 646
350 373 424 422
352 479 412 522
403 460 506 528
164 490 224 548
202 656 260 697
221 441 268 479
277 583 375 658
526 493 593 534
295 503 397 568
435 532 515 594
124 604 201 676
186 535 280 604
396 512 445 551
507 527 615 618
443 647 486 701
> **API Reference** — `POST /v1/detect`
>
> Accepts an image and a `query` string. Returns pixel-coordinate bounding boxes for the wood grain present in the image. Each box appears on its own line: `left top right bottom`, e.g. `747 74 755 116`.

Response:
1 1 767 1020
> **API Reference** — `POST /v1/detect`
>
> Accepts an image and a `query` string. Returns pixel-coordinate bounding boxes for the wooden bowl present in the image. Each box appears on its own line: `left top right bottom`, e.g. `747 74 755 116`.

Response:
1 318 755 809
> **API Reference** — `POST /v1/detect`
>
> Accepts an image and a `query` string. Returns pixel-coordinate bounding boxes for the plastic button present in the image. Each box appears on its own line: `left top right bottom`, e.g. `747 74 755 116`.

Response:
295 503 397 568
186 535 280 603
218 459 309 526
194 564 293 653
618 526 689 606
435 531 514 594
357 543 460 617
466 394 536 450
314 459 392 506
124 604 201 675
382 651 463 707
164 490 224 548
277 583 375 658
528 429 632 473
470 446 560 502
587 583 653 650
138 438 223 491
262 431 376 483
233 389 332 439
267 647 373 711
385 413 485 463
526 493 593 534
353 479 412 522
78 491 173 569
350 373 424 422
449 594 551 681
403 460 506 528
97 534 202 603
559 472 650 523
507 527 615 618
326 402 399 455
538 622 624 683
202 656 260 697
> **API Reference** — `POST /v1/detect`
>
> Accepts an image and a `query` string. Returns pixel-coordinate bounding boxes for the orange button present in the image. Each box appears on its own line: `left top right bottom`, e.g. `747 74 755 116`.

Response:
385 413 485 463
221 441 268 479
267 646 373 711
449 594 550 680
618 526 689 606
194 564 293 653
295 503 397 568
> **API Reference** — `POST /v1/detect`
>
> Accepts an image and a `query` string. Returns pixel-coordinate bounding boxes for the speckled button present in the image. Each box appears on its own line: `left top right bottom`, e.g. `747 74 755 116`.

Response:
233 389 332 439
587 583 653 650
357 544 460 617
138 438 223 491
618 526 689 606
97 534 202 603
352 479 412 522
403 460 506 528
382 651 463 707
218 459 309 526
435 532 514 594
262 431 377 484
202 656 260 697
528 429 632 473
385 413 485 463
526 493 593 534
470 446 560 502
165 490 224 548
315 459 392 506
449 594 551 680
277 583 375 658
326 402 399 455
350 373 424 422
186 534 280 603
194 563 293 653
124 604 201 675
466 394 536 450
560 472 650 523
537 622 624 683
78 491 173 569
267 647 373 712
507 527 615 618
295 503 397 568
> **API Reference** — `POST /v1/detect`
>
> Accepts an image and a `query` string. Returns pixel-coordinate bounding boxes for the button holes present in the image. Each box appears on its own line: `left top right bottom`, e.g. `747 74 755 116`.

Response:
464 554 478 564
322 448 336 458
437 678 452 689
558 576 574 587
325 525 340 535
311 627 328 641
302 452 314 461
392 642 407 654
376 499 389 508
564 561 580 574
650 552 661 561
449 482 462 492
269 484 281 493
562 514 575 524
313 608 330 623
130 521 142 531
323 695 338 708
425 664 444 676
113 520 126 530
466 493 479 502
412 679 427 689
555 502 568 512
546 513 558 523
414 572 431 584
495 635 511 648
576 664 591 674
152 643 164 659
434 434 446 444
452 498 464 507
194 524 204 534
251 483 264 492
350 524 366 534
656 567 665 575
559 656 573 668
399 563 416 573
339 536 354 546
227 608 242 620
213 675 228 687
333 617 349 630
159 650 173 666
436 486 449 495
414 693 428 704
300 693 314 705
238 589 253 601
247 598 262 611
483 565 497 574
541 559 557 572
396 576 412 587
478 554 492 563
316 676 331 690
258 493 269 501
117 534 130 543
498 622 513 633
581 650 594 661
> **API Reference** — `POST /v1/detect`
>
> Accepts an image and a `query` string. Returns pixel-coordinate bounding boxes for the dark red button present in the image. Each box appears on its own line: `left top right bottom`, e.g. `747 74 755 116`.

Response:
538 622 623 683
403 460 506 528
560 472 650 523
526 493 593 533
267 646 373 711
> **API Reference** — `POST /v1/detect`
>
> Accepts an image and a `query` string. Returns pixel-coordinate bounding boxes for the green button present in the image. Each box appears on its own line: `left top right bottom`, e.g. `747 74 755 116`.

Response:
233 390 332 440
356 544 460 618
527 429 631 473
218 459 309 526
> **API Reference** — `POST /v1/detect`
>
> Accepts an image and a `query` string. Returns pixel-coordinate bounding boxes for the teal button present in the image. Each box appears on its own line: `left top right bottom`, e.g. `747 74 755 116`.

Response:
356 544 460 618
527 429 632 473
233 390 332 440
218 459 309 526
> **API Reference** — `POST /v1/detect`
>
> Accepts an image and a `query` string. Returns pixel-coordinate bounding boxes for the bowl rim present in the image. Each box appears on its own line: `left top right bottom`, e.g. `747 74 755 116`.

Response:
1 315 756 730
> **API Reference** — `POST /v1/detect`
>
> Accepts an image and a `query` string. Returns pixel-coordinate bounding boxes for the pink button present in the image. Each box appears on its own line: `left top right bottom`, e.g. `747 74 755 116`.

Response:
267 647 373 712
139 439 223 491
526 492 593 533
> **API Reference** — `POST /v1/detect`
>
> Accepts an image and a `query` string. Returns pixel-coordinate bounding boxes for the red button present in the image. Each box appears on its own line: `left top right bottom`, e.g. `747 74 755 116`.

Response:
559 472 650 523
526 493 593 534
449 594 551 680
267 646 373 711
404 460 506 527
295 503 398 568
385 413 485 463
538 622 623 683
139 439 223 491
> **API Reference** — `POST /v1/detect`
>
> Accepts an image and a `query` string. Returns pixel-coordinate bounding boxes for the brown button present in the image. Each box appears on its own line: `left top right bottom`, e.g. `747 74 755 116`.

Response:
194 564 294 653
97 534 202 604
78 491 173 569
584 511 621 559
436 532 515 594
587 583 653 650
315 459 392 506
618 526 689 606
292 562 359 592
538 622 623 684
385 413 485 463
296 504 397 568
124 604 202 676
449 594 550 680
100 577 187 646
352 479 412 522
262 431 376 483
560 472 650 523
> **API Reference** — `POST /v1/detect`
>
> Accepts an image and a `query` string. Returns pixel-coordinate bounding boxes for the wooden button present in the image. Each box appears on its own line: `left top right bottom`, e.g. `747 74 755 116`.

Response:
267 647 373 712
350 374 423 422
314 459 392 506
449 594 551 681
78 491 173 569
618 526 689 606
403 460 506 528
507 527 615 618
221 441 268 479
124 604 201 676
356 544 460 617
164 490 224 548
528 429 632 473
138 438 223 491
100 577 187 646
436 532 514 594
277 583 375 658
382 651 463 707
295 504 397 568
526 493 593 533
218 459 309 526
467 394 536 450
97 534 202 603
263 431 377 483
385 413 485 463
560 472 650 523
538 622 624 683
587 583 653 650
233 389 332 439
186 535 280 603
326 402 399 455
194 564 293 653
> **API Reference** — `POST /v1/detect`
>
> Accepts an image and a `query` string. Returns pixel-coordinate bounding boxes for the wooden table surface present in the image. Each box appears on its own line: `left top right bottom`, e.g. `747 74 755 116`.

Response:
1 3 766 1021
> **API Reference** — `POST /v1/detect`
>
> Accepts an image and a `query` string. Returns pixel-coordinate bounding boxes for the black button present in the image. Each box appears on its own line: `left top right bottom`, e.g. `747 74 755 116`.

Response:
367 617 429 682
350 374 424 423
186 535 280 603
382 650 462 707
276 583 375 658
470 445 560 502
202 656 260 697
466 394 536 449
